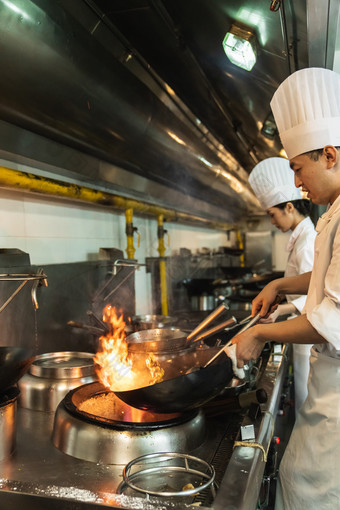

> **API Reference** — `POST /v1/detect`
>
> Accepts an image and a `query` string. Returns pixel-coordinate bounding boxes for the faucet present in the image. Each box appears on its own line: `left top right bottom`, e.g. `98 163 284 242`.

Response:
0 269 48 313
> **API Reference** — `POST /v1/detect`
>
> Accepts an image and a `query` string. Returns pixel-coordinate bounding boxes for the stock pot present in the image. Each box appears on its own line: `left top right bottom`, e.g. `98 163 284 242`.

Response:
19 351 97 412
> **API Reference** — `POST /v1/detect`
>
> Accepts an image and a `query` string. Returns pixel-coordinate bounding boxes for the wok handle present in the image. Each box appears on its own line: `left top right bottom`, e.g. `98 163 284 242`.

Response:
190 316 237 343
187 302 229 341
203 313 261 368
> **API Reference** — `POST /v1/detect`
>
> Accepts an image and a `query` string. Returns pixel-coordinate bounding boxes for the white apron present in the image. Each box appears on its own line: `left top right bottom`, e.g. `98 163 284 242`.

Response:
285 217 316 413
292 343 312 411
275 347 340 510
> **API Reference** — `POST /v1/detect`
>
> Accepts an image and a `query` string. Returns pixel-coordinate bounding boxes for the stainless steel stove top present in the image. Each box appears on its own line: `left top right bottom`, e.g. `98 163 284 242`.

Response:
0 343 289 510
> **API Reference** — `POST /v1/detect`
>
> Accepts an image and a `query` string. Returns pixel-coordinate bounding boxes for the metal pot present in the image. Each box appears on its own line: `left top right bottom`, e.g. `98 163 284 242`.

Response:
190 294 216 311
19 351 97 412
227 300 252 311
126 328 189 353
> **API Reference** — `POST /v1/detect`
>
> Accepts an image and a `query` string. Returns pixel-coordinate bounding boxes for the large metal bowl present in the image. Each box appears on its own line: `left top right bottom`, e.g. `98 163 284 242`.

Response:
130 315 177 331
126 328 188 353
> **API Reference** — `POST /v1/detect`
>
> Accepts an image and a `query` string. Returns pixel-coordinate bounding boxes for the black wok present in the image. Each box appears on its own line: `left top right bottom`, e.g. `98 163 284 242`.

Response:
114 346 234 414
0 347 34 392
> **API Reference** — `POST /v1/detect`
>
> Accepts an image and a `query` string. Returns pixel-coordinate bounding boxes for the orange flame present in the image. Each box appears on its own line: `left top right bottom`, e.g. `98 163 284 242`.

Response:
94 305 164 391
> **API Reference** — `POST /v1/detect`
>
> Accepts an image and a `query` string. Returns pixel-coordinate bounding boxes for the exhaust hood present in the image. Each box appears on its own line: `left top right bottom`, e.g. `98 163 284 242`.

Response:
0 0 324 225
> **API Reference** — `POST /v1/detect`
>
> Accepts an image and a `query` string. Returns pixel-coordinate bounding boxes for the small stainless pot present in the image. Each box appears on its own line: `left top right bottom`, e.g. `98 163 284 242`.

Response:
19 351 97 412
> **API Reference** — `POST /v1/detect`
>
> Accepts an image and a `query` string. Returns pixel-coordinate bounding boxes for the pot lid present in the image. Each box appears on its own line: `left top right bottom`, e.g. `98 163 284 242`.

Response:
29 351 95 379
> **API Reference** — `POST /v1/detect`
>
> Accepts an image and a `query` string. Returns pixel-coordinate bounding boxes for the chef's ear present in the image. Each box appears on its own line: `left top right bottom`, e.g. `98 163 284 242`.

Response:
285 202 294 213
323 145 338 167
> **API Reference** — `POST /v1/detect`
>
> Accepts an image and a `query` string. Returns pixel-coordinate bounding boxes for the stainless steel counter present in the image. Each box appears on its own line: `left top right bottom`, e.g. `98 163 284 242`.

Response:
0 343 289 510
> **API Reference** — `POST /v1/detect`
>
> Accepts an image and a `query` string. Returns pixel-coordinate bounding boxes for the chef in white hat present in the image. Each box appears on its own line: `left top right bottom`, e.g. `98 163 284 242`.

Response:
248 157 316 413
233 67 340 510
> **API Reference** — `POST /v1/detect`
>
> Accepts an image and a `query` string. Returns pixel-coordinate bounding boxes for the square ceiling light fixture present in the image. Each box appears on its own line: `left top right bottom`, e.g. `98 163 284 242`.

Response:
222 23 257 71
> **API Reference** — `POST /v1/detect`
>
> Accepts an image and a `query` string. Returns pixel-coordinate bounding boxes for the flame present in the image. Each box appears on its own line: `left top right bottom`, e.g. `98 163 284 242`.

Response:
94 305 164 391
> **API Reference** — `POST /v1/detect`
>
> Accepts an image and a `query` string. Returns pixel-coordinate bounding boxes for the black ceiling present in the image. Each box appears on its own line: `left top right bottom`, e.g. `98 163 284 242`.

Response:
89 0 308 174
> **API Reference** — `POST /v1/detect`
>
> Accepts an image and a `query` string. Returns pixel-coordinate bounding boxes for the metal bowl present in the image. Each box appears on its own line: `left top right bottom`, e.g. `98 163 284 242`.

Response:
126 328 188 353
130 315 177 331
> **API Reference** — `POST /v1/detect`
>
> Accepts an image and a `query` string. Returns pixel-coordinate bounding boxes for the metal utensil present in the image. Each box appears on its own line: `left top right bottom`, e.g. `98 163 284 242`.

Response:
67 320 107 336
186 302 229 341
188 316 237 343
203 313 261 368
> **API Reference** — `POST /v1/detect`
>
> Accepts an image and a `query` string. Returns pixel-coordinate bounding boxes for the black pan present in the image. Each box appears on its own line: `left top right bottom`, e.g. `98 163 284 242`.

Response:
0 347 34 392
114 347 234 414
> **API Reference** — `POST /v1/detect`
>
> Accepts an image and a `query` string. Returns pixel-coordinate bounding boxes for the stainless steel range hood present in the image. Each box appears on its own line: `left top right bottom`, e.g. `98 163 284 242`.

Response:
0 0 261 225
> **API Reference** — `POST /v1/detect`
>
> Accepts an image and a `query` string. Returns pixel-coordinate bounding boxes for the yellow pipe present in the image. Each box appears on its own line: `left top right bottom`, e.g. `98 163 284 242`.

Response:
0 166 235 231
157 214 168 316
236 229 245 267
125 208 136 259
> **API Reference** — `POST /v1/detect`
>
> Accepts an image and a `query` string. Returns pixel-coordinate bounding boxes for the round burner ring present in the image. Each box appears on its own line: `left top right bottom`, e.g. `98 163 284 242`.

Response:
52 382 206 465
122 452 216 497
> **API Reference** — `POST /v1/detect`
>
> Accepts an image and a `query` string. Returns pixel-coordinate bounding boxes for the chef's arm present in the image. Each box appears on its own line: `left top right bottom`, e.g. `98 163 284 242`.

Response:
255 314 325 344
260 302 297 323
252 272 312 317
233 314 326 366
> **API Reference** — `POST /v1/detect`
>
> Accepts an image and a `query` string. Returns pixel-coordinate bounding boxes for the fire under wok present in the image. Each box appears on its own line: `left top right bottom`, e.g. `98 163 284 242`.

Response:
114 346 234 414
0 346 34 392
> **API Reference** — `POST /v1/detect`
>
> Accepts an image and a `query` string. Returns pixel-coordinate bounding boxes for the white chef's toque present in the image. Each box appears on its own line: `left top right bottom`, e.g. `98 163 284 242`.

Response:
270 67 340 159
248 157 302 209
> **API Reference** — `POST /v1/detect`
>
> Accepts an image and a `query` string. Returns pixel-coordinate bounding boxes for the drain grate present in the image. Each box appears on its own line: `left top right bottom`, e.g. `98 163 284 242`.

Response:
192 416 243 507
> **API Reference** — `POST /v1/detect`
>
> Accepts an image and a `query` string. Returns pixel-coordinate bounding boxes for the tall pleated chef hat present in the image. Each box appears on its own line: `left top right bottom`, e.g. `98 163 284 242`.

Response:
248 157 302 210
270 67 340 160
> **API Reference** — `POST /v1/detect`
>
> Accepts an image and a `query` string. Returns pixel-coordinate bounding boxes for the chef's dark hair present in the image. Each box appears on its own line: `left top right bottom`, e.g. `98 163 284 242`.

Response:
304 146 340 161
274 199 311 216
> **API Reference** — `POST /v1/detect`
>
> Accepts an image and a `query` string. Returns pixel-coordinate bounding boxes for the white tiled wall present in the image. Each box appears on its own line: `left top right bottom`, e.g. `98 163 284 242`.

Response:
0 187 230 314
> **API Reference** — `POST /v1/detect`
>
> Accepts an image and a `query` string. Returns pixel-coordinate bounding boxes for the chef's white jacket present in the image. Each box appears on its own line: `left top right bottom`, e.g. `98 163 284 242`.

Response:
275 194 340 510
306 194 340 356
285 217 316 311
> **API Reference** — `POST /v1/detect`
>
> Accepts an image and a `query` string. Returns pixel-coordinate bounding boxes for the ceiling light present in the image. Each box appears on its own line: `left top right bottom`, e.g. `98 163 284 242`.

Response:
222 24 257 71
261 112 277 139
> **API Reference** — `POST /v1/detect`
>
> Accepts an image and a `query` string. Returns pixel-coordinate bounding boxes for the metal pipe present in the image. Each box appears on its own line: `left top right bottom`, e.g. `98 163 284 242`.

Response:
157 214 168 316
0 166 235 231
125 208 136 260
236 229 245 267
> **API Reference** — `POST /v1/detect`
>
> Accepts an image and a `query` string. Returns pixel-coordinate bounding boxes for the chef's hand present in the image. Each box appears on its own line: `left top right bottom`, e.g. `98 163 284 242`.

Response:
260 306 280 323
251 280 283 318
232 326 266 368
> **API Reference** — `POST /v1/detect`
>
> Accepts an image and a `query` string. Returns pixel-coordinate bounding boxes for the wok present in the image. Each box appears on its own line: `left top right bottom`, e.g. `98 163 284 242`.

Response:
0 347 34 392
114 346 234 413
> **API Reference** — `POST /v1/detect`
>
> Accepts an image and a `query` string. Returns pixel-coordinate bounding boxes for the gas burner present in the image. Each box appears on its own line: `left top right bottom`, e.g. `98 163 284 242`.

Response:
52 382 206 465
